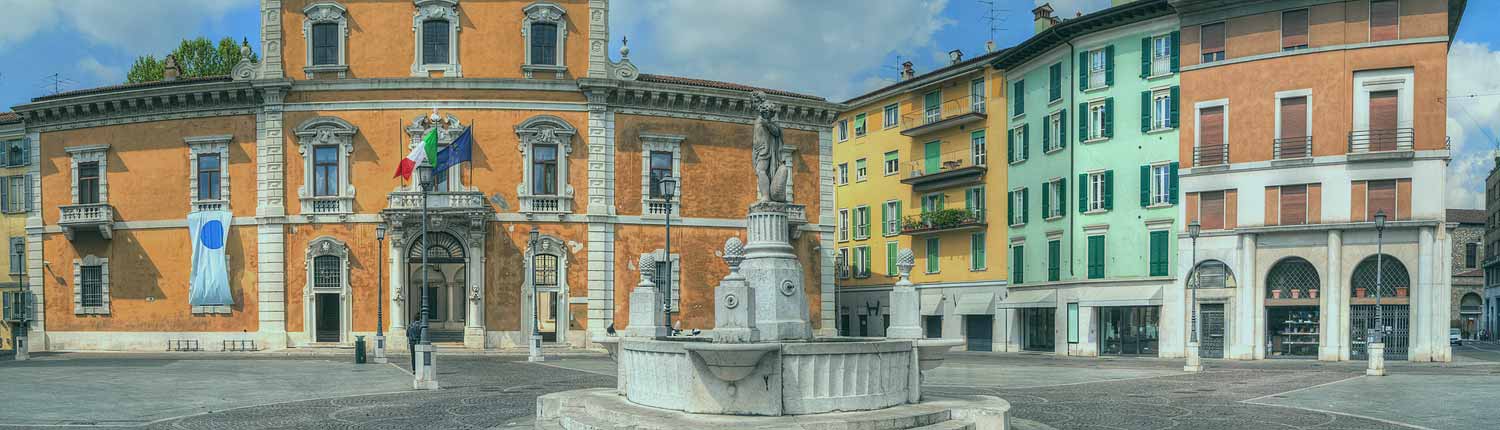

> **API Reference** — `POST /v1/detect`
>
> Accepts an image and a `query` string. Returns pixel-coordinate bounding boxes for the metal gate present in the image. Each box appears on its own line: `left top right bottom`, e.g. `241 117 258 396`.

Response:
1200 303 1226 358
1350 304 1408 360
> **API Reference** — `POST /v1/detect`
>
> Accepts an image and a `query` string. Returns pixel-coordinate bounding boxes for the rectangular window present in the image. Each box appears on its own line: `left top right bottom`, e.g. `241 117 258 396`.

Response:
1010 243 1023 283
925 91 942 123
1047 239 1061 282
530 22 558 65
1047 179 1064 218
1067 302 1080 343
421 19 450 65
1279 96 1310 158
4 139 26 167
1279 184 1308 225
854 113 867 137
883 200 901 236
1151 34 1172 76
1370 0 1399 42
925 237 940 274
1149 230 1169 276
1049 62 1062 101
967 186 986 219
838 209 849 241
1150 164 1171 205
1088 101 1106 140
77 161 100 204
970 78 986 113
884 151 899 176
887 241 900 276
1197 106 1226 165
883 104 899 128
1087 235 1105 279
311 22 340 66
854 206 870 240
837 120 848 141
532 144 558 195
5 175 24 213
1010 189 1025 225
1151 89 1171 131
1087 49 1107 89
837 163 848 185
80 265 103 307
852 246 870 278
1089 172 1106 211
9 237 23 275
1010 81 1024 116
1010 127 1026 163
1467 243 1479 269
197 153 221 200
1282 9 1309 50
648 151 673 198
971 130 987 166
1369 90 1399 151
838 248 850 279
922 193 944 213
855 158 868 182
971 233 986 271
1047 111 1064 152
1200 22 1226 62
1367 179 1397 221
1200 190 1226 230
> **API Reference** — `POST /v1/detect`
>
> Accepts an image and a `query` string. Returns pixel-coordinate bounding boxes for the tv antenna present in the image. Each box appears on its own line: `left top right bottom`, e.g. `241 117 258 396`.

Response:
877 55 909 83
977 0 1010 48
40 73 76 95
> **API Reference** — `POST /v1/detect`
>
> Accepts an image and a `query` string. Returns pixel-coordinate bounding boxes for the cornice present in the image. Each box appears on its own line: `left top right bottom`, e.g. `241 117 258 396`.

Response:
581 78 842 130
13 79 260 132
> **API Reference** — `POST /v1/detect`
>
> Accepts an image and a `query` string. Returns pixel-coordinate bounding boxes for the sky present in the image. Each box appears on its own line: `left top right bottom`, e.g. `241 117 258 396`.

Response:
0 0 1491 209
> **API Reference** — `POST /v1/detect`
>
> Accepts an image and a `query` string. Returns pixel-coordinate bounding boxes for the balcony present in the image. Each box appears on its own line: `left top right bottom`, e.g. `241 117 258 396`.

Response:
192 199 229 212
1273 136 1312 160
1348 128 1414 161
59 202 114 240
1193 144 1228 168
900 95 986 137
900 148 986 192
901 208 986 236
386 191 488 211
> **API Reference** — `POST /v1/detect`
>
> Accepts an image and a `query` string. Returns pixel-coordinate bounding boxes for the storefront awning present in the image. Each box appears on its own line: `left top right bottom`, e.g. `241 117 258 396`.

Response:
954 292 996 315
996 289 1057 309
920 294 944 315
1079 286 1163 307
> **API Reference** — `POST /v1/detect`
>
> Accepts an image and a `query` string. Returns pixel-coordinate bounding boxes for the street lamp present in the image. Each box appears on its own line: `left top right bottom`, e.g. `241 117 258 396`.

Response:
1368 210 1388 376
659 177 678 333
1185 221 1202 372
374 222 387 364
528 227 544 362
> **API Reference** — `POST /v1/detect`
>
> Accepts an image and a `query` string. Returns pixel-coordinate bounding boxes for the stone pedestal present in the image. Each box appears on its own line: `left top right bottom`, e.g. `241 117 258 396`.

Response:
743 203 811 341
886 249 921 339
1366 342 1386 376
14 334 28 361
413 343 439 390
372 334 387 364
715 237 759 343
1183 342 1201 372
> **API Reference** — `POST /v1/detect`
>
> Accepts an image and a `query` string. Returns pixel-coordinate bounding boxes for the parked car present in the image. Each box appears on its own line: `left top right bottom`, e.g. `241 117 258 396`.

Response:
1450 328 1463 346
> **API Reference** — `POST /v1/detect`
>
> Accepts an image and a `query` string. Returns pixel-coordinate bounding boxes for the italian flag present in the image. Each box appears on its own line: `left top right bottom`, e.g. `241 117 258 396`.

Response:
394 128 439 180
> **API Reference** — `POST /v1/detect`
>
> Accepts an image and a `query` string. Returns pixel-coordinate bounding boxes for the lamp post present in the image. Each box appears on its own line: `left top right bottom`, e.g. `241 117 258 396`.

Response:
412 112 441 390
528 227 544 362
374 222 387 364
1368 210 1388 376
659 177 678 333
1185 221 1202 372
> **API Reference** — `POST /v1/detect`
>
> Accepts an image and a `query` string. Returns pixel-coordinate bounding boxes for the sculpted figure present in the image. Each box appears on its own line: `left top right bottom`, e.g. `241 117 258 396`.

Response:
751 91 791 203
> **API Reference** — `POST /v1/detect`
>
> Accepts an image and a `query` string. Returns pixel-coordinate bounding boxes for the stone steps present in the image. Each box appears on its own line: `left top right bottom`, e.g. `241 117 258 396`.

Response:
534 388 1010 430
909 419 976 430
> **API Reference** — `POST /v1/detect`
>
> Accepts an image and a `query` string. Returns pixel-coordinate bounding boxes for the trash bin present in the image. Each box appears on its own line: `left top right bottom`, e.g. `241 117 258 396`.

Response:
355 335 367 364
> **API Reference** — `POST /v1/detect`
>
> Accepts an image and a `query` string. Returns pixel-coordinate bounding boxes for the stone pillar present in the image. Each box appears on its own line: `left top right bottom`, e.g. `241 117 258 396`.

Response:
1184 342 1201 372
584 87 618 344
887 249 922 339
389 238 408 346
714 238 758 343
24 130 45 352
1322 229 1344 361
1238 233 1260 359
625 254 669 338
1412 226 1433 361
816 128 838 337
464 238 485 349
255 84 289 349
413 342 439 389
586 0 610 79
743 203 812 341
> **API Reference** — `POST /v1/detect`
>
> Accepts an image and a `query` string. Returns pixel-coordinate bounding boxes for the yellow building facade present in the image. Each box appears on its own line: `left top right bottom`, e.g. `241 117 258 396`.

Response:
0 112 28 351
833 51 1009 350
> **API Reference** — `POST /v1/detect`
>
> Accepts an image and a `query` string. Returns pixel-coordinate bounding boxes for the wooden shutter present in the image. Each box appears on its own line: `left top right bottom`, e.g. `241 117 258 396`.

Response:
1013 81 1024 115
1367 179 1397 220
1201 23 1225 57
1139 37 1151 78
1078 174 1088 213
1050 63 1062 101
1077 103 1088 140
1022 124 1030 159
1042 181 1051 218
1058 177 1067 214
1198 106 1224 165
1201 191 1225 230
1369 90 1399 151
1169 31 1180 72
1104 45 1115 86
1280 96 1308 140
1139 165 1151 207
1168 162 1179 204
1078 52 1088 91
1103 170 1114 210
1370 0 1399 42
1022 188 1029 223
1140 91 1151 133
1169 86 1180 128
0 177 8 213
1280 185 1308 225
1059 109 1068 148
1007 129 1015 164
1007 191 1014 225
1282 9 1309 49
1103 98 1114 138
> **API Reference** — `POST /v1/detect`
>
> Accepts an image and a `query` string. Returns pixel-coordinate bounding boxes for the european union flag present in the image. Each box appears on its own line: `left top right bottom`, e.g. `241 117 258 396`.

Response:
434 126 473 176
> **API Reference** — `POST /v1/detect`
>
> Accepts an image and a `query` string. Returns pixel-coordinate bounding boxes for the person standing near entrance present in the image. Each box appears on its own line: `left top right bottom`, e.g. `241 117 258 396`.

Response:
406 313 425 370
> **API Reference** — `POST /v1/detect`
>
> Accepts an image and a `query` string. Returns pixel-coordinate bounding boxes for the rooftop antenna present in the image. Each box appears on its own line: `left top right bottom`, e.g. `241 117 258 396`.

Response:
977 0 1010 50
877 55 908 83
40 73 75 95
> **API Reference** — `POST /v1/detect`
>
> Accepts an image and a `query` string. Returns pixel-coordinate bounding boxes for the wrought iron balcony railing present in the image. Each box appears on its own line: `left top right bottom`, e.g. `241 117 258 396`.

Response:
1348 128 1413 153
900 94 987 136
1274 136 1311 159
1193 144 1228 166
901 208 986 235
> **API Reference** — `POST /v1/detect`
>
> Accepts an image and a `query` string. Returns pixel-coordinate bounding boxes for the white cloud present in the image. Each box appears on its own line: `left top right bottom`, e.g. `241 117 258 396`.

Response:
0 0 61 52
612 0 953 101
1445 40 1500 209
77 57 122 86
0 0 251 56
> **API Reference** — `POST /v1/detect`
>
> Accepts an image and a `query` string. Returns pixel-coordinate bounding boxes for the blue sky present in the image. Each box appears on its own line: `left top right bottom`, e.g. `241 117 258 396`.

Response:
0 0 1490 208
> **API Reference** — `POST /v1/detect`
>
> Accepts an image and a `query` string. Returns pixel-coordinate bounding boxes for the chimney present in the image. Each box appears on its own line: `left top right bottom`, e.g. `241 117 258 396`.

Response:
162 54 180 81
900 61 915 81
948 49 964 65
1032 4 1058 34
986 40 996 53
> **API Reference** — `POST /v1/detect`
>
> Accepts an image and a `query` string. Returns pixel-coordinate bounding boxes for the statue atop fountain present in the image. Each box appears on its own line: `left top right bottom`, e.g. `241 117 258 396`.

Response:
741 91 811 342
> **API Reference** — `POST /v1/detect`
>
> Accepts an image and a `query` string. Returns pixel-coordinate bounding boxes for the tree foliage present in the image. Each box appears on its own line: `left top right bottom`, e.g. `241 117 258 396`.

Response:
126 37 259 83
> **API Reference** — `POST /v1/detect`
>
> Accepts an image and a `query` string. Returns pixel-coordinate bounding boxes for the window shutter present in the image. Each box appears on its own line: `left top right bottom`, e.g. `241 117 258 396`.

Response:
895 204 901 231
1169 86 1180 128
1104 45 1115 86
1007 130 1015 164
1078 174 1088 213
1103 98 1114 138
1058 177 1067 214
1370 0 1398 42
1169 31 1180 72
1022 188 1029 224
1042 181 1051 218
880 204 888 236
1043 115 1051 150
1103 170 1114 210
863 248 872 275
1078 52 1088 91
1078 103 1088 140
1140 90 1151 133
1013 81 1024 115
1007 191 1014 224
0 144 8 166
1282 9 1309 49
1140 37 1150 78
1168 162 1180 204
1059 109 1068 148
1022 124 1030 158
1140 165 1151 207
1 176 9 213
1050 63 1062 101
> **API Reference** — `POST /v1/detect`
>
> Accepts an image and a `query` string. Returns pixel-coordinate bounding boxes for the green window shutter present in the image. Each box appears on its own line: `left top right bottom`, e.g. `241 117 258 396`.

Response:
1078 52 1088 91
1088 235 1105 279
896 204 902 231
925 141 941 173
1048 240 1061 282
887 242 898 276
1012 245 1023 284
1103 170 1114 210
1140 164 1151 207
1042 115 1051 150
926 238 940 273
1049 63 1061 101
1077 103 1088 140
1022 188 1029 224
1103 97 1114 138
1169 31 1181 73
1058 177 1067 214
1077 174 1087 213
880 204 888 236
864 247 872 276
1169 162 1180 204
1059 109 1068 148
1149 230 1168 276
1006 129 1014 164
1013 81 1024 115
1041 182 1051 219
1139 37 1150 78
1140 90 1151 133
1104 45 1115 86
1169 86 1181 128
1006 191 1014 225
972 234 985 271
1022 124 1030 159
966 189 976 213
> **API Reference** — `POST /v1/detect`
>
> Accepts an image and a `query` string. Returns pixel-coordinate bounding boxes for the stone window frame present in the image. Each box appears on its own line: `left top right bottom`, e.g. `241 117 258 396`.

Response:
520 1 568 79
294 117 358 215
649 249 681 312
526 234 570 342
73 254 109 315
302 1 350 78
412 0 463 77
303 236 352 344
65 144 109 205
515 115 578 216
640 133 684 219
185 135 232 212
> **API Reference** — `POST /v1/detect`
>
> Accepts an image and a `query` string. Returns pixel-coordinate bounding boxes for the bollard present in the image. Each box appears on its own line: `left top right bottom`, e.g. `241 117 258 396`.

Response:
354 335 367 364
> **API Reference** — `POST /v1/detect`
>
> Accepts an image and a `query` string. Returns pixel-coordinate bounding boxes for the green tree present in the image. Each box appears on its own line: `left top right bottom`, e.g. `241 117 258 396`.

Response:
126 37 259 83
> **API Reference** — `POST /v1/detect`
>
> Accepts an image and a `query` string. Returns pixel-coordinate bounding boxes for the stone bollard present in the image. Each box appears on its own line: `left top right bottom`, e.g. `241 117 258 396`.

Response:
1184 342 1202 372
1366 342 1386 376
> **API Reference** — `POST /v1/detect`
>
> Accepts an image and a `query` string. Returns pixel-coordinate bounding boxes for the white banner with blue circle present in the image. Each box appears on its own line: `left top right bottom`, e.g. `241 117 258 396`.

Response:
188 210 234 306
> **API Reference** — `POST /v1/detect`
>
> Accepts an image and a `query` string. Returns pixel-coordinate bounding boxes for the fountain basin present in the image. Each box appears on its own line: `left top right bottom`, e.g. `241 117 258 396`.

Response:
593 336 622 362
681 342 780 382
914 338 965 372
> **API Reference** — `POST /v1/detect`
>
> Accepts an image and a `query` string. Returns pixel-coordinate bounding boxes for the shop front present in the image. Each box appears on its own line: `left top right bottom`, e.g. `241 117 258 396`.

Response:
997 289 1059 353
955 292 996 351
1265 257 1321 359
1348 254 1411 361
1083 286 1164 357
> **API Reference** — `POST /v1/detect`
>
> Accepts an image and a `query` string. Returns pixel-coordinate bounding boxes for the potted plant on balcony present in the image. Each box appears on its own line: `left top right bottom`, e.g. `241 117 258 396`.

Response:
1396 286 1408 297
1308 288 1318 299
1290 289 1301 299
1355 287 1366 298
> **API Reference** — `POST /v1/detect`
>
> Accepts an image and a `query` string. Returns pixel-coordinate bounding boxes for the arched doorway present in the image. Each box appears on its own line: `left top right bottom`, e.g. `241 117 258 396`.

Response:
526 235 569 345
1350 254 1410 360
1460 293 1482 340
1187 260 1235 358
1265 257 1320 358
407 232 467 342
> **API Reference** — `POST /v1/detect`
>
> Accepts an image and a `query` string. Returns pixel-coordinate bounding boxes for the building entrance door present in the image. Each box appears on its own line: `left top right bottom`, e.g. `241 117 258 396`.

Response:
1099 306 1160 356
1021 307 1055 352
1200 303 1226 358
315 293 340 343
407 232 468 342
965 315 993 352
1351 304 1409 360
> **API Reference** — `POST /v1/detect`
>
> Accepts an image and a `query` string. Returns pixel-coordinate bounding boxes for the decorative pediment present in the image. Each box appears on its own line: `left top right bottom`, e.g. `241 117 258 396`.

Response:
514 115 577 154
307 236 351 260
294 116 358 154
532 235 567 257
523 2 566 23
304 2 348 24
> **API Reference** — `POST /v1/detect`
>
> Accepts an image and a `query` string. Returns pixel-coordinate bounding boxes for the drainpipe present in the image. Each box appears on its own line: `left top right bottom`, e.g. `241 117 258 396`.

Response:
1062 33 1077 279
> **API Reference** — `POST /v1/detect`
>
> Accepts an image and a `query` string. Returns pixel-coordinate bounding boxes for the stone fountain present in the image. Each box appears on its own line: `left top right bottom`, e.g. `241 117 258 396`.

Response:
537 92 1008 429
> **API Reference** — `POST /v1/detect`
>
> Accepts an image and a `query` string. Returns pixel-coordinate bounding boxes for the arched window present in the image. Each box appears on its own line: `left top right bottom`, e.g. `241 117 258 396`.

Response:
1188 259 1234 289
1350 254 1409 298
1266 257 1319 299
408 232 466 263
